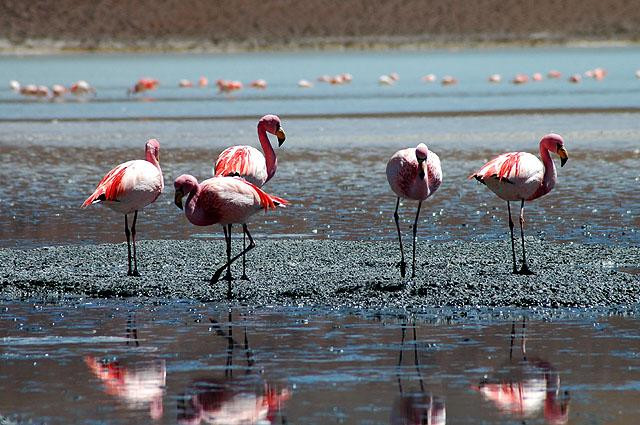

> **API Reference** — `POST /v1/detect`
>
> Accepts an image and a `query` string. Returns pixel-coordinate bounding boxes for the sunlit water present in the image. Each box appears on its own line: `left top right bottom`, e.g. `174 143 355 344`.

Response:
1 301 639 424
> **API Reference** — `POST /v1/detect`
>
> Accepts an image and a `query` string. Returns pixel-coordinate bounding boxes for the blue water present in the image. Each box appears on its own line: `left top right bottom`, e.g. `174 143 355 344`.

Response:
1 47 640 120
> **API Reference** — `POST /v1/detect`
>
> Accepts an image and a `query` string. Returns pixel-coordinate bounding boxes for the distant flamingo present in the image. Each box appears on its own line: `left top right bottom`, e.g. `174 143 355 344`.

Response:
179 79 193 88
386 144 442 278
173 175 287 298
128 78 159 95
213 114 285 278
441 76 457 86
422 74 437 83
216 79 243 94
70 80 96 96
250 79 267 89
568 74 581 83
548 70 562 79
9 80 20 91
198 76 208 87
488 74 501 83
82 139 164 276
532 73 543 82
379 75 395 85
469 134 569 274
298 79 313 88
512 74 529 84
51 84 67 97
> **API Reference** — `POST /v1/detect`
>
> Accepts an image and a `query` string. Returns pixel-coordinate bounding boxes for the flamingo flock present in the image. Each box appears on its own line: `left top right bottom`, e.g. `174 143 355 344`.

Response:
82 111 568 294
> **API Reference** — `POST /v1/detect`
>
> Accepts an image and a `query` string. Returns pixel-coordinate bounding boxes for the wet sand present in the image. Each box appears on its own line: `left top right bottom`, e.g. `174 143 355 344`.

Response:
1 239 638 307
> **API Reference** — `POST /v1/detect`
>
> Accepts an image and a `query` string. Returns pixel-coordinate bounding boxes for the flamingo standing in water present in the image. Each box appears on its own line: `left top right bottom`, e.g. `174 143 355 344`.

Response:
469 134 569 274
82 139 164 276
213 114 286 279
386 144 442 278
173 175 287 298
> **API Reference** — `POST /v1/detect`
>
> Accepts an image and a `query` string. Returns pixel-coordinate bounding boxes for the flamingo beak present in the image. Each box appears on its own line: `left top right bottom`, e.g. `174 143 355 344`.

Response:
417 158 427 179
557 146 569 167
174 189 184 210
276 128 286 146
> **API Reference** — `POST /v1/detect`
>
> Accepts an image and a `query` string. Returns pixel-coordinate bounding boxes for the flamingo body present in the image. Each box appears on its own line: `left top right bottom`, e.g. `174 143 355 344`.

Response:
214 146 268 187
179 176 286 227
386 144 442 201
471 152 547 201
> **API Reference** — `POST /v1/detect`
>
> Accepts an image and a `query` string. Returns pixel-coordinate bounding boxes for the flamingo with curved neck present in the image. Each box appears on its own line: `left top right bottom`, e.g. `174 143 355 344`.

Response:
469 133 569 274
213 114 286 280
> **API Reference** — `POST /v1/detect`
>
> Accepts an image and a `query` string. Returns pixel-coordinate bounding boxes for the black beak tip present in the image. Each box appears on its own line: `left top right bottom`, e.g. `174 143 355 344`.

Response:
560 157 567 167
278 137 285 147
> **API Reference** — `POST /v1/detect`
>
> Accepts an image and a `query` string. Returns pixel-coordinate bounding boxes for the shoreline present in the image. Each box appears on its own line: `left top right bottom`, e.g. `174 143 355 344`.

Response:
2 239 638 308
1 37 639 56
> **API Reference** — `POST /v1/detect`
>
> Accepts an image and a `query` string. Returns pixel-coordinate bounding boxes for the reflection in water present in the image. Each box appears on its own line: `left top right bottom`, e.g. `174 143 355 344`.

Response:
84 312 166 420
392 322 446 425
84 357 166 420
476 319 570 425
178 311 290 425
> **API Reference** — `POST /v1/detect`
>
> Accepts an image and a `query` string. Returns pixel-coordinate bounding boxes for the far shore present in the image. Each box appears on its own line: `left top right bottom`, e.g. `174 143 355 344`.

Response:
1 37 638 55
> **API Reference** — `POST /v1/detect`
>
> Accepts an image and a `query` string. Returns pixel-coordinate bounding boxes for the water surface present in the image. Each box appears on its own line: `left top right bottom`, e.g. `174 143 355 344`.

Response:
1 301 639 424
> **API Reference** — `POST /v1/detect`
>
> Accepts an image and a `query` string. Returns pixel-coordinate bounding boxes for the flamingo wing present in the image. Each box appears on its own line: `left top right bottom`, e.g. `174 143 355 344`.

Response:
82 161 134 207
469 152 524 184
214 146 253 177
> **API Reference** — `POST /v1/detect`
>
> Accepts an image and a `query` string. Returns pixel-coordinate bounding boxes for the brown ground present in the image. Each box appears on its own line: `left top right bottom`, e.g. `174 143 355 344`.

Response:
1 0 639 51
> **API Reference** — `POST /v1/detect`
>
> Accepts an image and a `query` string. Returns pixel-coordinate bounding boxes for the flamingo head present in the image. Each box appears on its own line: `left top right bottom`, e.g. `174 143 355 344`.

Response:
174 174 199 210
145 139 161 162
542 134 568 167
259 114 286 146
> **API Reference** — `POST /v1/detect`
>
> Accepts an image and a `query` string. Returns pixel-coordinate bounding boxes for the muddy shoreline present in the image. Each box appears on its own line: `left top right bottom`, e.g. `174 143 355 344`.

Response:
1 239 638 308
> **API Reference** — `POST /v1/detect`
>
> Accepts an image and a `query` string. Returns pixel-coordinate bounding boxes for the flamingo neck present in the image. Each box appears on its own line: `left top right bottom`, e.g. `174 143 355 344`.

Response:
539 143 557 196
258 122 277 183
145 151 161 171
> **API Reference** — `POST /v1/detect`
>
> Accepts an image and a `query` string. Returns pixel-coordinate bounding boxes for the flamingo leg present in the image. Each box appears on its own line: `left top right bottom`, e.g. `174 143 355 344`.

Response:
212 224 256 299
518 200 534 275
130 210 140 277
222 224 233 283
507 201 518 274
411 201 423 278
393 197 406 278
124 214 133 276
240 228 250 281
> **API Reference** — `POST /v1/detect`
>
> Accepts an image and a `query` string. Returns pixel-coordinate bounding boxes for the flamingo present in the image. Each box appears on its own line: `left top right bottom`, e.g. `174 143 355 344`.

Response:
173 175 287 298
179 79 193 88
70 80 96 96
568 74 581 83
386 143 442 278
213 115 286 279
9 80 20 91
51 84 67 98
82 139 164 276
469 134 569 274
532 73 543 82
422 74 437 83
128 78 159 95
488 74 501 83
441 76 457 86
548 70 562 79
250 79 267 89
379 75 395 85
297 79 313 88
198 76 208 87
512 74 529 84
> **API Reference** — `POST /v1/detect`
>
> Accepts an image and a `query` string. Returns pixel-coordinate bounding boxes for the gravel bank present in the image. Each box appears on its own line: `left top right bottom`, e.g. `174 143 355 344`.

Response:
1 239 638 308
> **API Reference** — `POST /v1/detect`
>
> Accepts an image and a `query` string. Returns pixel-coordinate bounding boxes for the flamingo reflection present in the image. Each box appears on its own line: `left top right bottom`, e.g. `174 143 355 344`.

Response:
476 319 570 424
85 312 166 420
392 320 446 425
178 311 290 425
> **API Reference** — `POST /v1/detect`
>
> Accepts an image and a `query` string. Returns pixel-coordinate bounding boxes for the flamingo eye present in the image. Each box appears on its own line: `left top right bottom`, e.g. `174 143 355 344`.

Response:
556 142 562 151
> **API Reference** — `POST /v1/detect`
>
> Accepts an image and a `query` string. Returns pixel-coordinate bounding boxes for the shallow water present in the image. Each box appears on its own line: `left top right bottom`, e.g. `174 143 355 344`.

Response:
1 301 639 424
0 113 638 248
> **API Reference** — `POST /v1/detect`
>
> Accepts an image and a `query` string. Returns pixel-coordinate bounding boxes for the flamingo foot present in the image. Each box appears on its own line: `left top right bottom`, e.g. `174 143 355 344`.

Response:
127 270 141 277
397 261 407 278
240 274 250 281
516 264 535 275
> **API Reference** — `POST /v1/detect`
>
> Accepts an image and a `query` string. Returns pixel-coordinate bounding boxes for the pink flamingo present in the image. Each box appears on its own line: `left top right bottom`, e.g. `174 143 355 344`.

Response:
469 134 569 274
174 175 287 298
128 78 159 95
386 144 442 278
213 115 286 279
82 139 164 276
